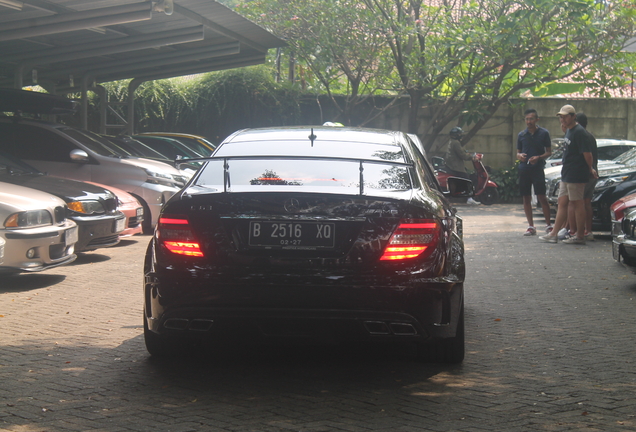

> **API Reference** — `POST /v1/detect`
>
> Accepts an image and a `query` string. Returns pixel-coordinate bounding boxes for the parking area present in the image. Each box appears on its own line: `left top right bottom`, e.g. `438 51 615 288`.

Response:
1 203 635 432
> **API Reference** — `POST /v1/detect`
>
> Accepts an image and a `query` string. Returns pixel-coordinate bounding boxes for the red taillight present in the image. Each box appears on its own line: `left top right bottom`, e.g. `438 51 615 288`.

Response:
158 216 203 257
380 219 440 261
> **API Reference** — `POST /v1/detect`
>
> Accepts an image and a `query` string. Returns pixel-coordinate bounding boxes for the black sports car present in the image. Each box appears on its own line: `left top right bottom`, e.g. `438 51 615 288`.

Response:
143 127 472 363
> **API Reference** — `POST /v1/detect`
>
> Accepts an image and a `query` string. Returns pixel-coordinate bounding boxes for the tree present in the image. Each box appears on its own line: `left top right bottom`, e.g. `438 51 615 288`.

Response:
238 0 395 125
240 0 636 151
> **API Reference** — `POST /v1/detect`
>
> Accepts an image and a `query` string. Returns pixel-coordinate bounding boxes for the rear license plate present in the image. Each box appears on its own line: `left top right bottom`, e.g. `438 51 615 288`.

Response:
65 226 78 246
249 221 336 250
114 217 126 233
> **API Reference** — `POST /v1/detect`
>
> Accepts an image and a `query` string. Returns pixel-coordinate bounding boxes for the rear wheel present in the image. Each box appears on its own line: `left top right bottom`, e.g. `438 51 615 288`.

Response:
143 316 173 357
477 187 498 205
417 304 465 364
439 304 465 364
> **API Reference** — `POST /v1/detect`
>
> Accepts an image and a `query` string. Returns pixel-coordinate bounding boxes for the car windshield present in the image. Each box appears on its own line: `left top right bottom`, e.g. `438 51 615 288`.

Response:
614 148 636 166
60 128 123 157
0 151 41 175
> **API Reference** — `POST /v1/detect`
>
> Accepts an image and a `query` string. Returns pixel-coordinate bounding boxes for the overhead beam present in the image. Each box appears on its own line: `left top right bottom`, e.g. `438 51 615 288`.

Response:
0 2 153 42
174 3 268 53
8 27 204 66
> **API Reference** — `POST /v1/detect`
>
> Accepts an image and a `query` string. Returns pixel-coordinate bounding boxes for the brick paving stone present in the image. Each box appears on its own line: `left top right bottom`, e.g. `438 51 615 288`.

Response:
1 205 636 431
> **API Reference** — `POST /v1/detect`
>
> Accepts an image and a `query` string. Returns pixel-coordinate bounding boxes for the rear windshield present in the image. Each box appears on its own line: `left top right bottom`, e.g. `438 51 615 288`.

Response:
215 140 406 163
195 159 412 192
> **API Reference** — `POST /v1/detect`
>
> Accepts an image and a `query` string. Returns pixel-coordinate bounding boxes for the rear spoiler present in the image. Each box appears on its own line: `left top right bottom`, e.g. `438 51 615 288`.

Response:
177 154 414 196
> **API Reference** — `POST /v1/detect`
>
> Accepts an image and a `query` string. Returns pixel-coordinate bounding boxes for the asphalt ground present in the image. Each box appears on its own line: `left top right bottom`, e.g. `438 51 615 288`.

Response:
1 203 635 432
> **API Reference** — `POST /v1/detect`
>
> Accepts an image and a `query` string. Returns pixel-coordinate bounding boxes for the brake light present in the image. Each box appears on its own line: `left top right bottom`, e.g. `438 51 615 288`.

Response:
158 216 203 257
380 219 440 261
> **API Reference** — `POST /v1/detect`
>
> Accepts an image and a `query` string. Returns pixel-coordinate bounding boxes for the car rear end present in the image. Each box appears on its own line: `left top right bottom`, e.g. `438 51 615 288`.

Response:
144 127 465 361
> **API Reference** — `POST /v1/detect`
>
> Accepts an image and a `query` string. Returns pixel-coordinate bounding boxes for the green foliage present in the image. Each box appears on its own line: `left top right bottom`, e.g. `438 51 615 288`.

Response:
99 66 303 143
489 162 520 203
238 0 636 149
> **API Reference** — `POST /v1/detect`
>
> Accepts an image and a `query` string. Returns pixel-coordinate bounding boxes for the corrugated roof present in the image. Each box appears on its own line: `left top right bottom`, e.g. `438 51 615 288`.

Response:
0 0 285 90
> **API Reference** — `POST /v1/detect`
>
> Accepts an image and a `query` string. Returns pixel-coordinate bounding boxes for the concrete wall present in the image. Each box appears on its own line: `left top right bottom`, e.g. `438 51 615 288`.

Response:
365 98 636 170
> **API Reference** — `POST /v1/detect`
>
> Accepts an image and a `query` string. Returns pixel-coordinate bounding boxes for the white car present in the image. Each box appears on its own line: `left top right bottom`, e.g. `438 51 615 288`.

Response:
535 139 636 206
544 139 636 168
0 182 78 273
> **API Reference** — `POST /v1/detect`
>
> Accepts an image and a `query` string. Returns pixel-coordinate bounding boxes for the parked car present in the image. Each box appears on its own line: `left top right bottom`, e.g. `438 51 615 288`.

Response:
0 152 125 252
143 126 472 363
132 135 204 160
137 132 216 156
0 181 78 273
544 139 636 176
545 141 636 213
98 134 200 178
85 182 143 238
0 116 184 233
611 192 636 271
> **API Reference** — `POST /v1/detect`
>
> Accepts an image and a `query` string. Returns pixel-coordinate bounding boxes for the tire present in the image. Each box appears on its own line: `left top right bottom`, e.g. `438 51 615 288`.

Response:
440 304 465 364
143 315 173 357
477 187 498 205
416 304 465 364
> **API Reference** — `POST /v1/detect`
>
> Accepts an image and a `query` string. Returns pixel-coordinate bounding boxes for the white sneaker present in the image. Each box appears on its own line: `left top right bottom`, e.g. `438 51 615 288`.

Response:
557 228 569 240
467 198 481 205
523 226 537 236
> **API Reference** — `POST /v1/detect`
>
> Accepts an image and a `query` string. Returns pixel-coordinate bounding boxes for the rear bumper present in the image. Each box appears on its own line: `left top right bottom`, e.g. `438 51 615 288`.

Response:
144 270 464 343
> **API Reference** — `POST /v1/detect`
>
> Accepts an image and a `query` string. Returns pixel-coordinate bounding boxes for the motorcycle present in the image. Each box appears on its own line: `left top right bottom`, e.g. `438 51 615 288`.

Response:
433 154 499 205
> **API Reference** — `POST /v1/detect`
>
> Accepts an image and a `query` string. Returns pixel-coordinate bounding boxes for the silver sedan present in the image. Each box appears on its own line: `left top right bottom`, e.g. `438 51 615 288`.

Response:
0 182 78 273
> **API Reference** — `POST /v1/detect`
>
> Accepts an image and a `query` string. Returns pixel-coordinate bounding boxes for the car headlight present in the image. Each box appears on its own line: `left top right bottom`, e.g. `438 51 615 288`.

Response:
4 210 52 227
144 169 178 187
67 200 105 215
595 176 628 190
172 174 188 186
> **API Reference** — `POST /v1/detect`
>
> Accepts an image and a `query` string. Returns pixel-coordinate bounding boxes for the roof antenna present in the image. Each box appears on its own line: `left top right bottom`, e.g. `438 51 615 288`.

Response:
308 128 316 147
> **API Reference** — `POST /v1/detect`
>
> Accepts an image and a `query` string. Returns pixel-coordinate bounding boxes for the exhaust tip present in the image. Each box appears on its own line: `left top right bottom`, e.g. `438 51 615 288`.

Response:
390 323 417 335
363 321 391 335
189 319 214 331
163 318 189 330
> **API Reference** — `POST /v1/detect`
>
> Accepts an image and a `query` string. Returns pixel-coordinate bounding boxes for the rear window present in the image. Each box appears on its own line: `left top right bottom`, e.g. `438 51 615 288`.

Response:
215 140 406 163
195 158 411 192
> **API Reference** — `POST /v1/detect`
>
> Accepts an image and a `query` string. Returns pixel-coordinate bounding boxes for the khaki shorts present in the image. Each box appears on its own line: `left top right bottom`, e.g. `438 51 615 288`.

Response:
558 181 586 201
584 177 597 200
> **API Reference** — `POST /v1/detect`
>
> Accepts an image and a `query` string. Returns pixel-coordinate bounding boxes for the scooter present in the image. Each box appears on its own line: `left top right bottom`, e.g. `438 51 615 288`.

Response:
434 154 499 205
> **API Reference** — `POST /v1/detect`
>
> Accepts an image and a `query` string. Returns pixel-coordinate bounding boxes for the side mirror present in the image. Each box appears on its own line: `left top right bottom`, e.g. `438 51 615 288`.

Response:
69 149 89 163
446 177 474 198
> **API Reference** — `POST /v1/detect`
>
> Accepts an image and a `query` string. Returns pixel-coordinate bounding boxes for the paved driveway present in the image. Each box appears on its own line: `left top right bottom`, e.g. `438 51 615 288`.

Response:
1 204 635 431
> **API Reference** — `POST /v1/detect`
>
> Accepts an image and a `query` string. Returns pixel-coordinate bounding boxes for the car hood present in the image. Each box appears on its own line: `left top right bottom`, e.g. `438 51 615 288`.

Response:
0 174 114 202
0 181 67 212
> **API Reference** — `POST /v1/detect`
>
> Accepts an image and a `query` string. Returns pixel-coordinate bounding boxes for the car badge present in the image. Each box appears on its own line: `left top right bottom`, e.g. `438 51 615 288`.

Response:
284 198 301 213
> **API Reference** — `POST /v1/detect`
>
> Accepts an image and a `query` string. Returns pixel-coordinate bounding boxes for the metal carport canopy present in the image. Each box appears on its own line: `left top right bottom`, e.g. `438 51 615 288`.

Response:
0 0 285 133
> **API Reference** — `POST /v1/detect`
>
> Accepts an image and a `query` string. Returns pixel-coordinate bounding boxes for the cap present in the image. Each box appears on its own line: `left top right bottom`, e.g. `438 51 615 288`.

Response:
557 104 576 116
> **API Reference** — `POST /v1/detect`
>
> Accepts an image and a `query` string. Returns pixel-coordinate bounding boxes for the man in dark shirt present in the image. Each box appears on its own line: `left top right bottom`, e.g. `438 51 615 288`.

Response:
517 108 552 236
539 105 597 244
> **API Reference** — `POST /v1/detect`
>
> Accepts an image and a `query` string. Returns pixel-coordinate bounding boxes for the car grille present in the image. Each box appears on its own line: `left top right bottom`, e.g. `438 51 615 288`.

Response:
54 206 66 223
103 197 118 213
622 217 636 239
128 215 142 228
86 234 119 248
